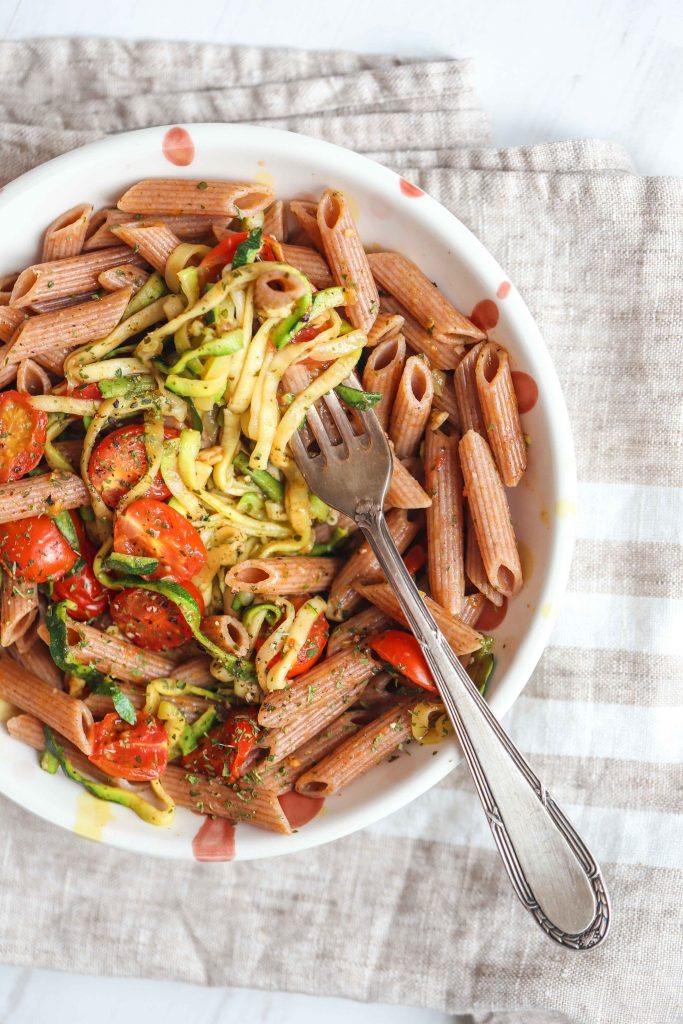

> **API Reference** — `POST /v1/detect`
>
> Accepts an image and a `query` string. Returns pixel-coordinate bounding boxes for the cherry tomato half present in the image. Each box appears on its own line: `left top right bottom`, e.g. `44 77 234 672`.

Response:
0 515 77 583
368 629 437 694
113 498 207 582
181 707 260 781
110 580 204 651
69 382 103 400
52 512 109 621
291 319 331 344
275 610 329 678
0 391 47 483
88 424 179 509
198 232 276 278
89 712 169 782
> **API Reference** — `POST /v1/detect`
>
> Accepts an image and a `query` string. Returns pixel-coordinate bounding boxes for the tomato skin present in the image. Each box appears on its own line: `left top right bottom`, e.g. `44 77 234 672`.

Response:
69 382 102 400
0 515 77 583
89 712 169 782
0 391 47 483
110 581 204 650
51 512 109 621
403 543 426 576
283 611 329 677
199 232 276 282
113 498 207 581
181 708 260 781
368 630 437 693
88 424 179 509
292 319 331 344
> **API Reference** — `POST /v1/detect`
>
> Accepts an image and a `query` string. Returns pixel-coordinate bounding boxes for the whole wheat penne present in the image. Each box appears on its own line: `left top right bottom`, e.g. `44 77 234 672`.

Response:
465 506 504 607
258 646 377 759
431 369 460 427
354 581 482 655
296 697 421 797
317 189 379 334
98 265 150 293
424 428 464 615
62 619 177 684
85 682 213 723
33 346 71 376
111 220 180 275
289 200 324 251
16 358 51 395
362 333 406 431
459 429 522 597
389 355 434 457
0 306 26 343
10 636 63 688
367 311 404 348
475 342 527 486
85 209 220 251
28 293 94 315
6 714 110 781
454 341 486 436
117 179 274 217
83 208 122 250
380 294 466 370
459 592 487 628
327 508 420 621
10 247 143 308
0 575 38 647
369 253 484 344
0 650 92 753
263 200 286 242
0 471 89 523
279 243 333 289
161 764 292 833
259 711 362 793
0 350 17 387
41 203 93 262
201 615 250 658
225 556 342 596
6 287 133 367
327 606 394 657
173 656 215 688
0 273 18 292
387 450 432 509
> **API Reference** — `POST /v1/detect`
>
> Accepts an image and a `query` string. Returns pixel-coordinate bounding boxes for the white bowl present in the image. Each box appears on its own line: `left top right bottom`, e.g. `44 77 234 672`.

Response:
0 124 576 860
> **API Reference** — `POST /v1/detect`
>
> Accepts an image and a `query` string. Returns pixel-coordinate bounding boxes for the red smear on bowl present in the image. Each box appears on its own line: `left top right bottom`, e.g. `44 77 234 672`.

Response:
477 597 508 632
470 299 499 332
279 790 325 828
399 178 424 198
511 371 539 413
162 126 195 167
192 816 236 861
496 281 511 299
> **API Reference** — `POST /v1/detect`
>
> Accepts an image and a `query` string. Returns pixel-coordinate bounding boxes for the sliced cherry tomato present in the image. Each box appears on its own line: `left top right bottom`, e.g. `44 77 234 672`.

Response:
110 580 204 650
199 232 276 279
113 497 206 581
403 543 426 576
89 712 169 782
368 629 437 693
0 391 47 483
181 707 260 781
88 424 179 509
291 319 331 344
69 382 102 400
276 610 329 678
0 515 77 583
52 512 108 621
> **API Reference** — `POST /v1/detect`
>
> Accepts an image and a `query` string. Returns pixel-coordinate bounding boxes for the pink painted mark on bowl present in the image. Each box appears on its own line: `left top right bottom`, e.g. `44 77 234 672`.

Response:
399 178 424 198
192 816 236 861
162 126 195 167
470 299 499 333
496 281 511 299
511 371 539 413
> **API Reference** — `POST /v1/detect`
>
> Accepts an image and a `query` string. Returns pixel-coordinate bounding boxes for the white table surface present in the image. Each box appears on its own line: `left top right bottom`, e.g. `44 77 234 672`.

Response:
0 1 680 1021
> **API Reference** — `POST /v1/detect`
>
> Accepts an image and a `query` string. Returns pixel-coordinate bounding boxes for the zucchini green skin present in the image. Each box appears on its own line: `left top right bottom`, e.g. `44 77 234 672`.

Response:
233 451 284 503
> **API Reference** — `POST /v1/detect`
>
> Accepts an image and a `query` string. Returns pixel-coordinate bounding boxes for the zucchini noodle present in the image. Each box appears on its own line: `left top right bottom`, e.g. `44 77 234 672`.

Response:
264 596 327 692
410 703 452 745
44 415 78 472
255 598 295 692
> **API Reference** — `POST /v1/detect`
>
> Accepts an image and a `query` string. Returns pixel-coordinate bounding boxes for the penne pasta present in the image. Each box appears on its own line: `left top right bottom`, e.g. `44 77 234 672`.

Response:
98 264 150 293
279 244 334 289
465 506 504 607
225 557 342 596
367 310 404 348
0 306 26 343
369 252 484 344
85 209 220 251
10 247 143 308
263 200 286 242
10 636 64 689
41 203 93 262
6 714 108 780
389 355 434 458
62 620 177 684
259 711 362 793
0 470 89 523
475 342 527 486
0 574 38 647
380 293 466 370
85 682 213 723
6 287 133 369
317 189 379 334
327 508 420 621
459 429 523 598
111 220 181 275
161 764 292 833
387 449 432 509
454 341 486 436
16 358 51 395
362 333 406 431
289 199 324 251
327 606 394 657
353 581 483 655
424 428 465 614
0 650 92 753
117 179 274 217
431 369 460 427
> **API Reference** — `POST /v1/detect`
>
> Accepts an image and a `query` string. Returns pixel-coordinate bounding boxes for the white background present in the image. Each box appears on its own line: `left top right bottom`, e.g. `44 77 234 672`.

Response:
0 1 681 1021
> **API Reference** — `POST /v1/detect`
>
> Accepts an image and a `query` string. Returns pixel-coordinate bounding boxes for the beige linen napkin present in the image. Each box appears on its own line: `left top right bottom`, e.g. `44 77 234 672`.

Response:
0 40 680 1024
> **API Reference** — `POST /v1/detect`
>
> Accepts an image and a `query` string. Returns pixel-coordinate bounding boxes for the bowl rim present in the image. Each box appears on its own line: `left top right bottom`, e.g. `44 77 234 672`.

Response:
0 122 577 860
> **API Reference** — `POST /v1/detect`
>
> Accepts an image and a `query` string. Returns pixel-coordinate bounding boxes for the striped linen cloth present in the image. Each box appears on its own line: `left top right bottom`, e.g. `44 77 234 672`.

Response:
0 40 680 1024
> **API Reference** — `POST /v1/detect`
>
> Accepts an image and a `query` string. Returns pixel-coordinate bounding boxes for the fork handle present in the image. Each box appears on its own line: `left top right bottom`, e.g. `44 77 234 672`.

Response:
357 503 610 949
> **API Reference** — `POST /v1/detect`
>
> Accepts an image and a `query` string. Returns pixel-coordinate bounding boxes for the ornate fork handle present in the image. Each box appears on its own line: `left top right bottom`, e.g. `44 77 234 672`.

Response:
356 501 610 949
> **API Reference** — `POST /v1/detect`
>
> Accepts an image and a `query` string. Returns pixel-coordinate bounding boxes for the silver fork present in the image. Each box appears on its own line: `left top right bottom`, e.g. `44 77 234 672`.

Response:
290 389 610 950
